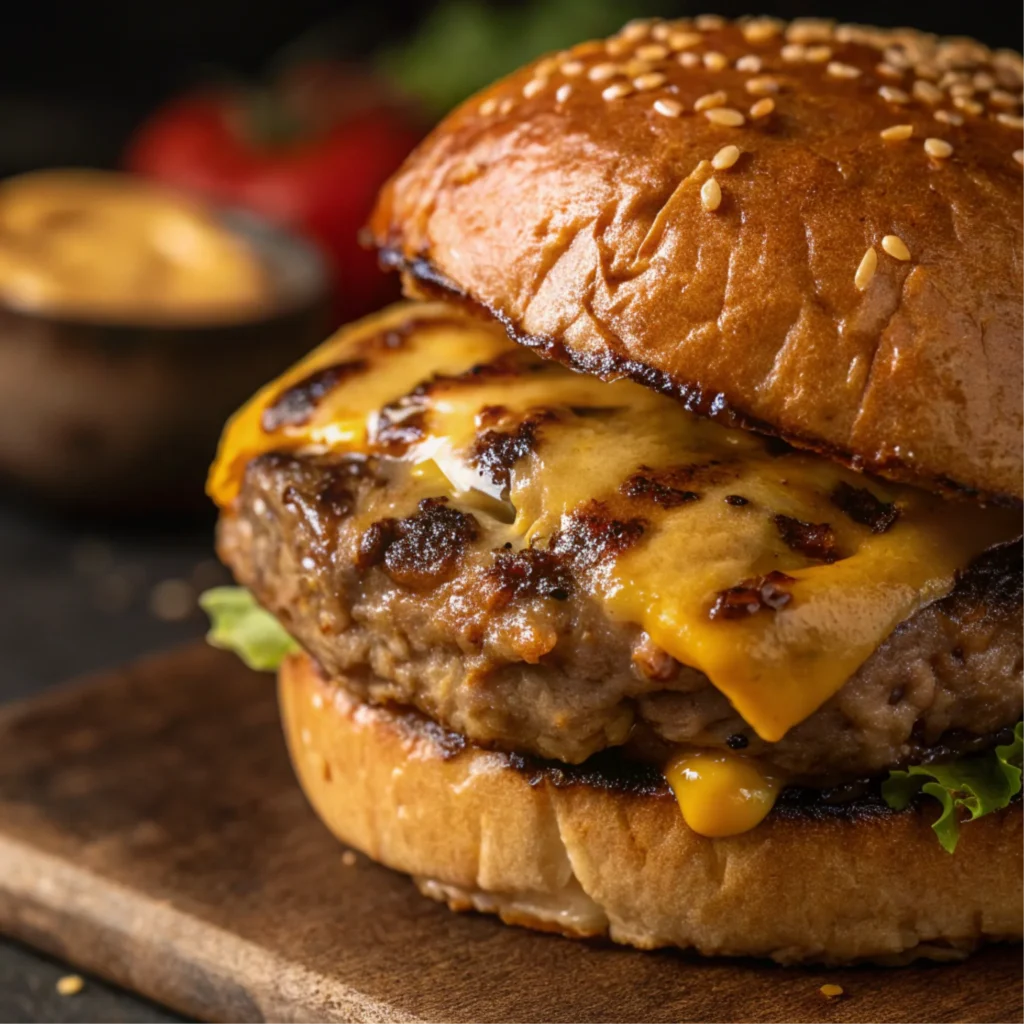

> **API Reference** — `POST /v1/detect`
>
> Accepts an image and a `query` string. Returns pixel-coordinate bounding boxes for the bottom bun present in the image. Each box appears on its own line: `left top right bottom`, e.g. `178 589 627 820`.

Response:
279 652 1022 965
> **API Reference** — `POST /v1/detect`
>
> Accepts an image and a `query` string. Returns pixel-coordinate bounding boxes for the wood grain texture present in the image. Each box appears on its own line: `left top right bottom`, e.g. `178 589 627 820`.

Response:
0 644 1019 1024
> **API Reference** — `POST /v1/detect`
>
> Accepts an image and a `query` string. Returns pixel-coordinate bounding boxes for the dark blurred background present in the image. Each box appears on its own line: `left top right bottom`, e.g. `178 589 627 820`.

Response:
0 2 1019 1018
1 0 1019 176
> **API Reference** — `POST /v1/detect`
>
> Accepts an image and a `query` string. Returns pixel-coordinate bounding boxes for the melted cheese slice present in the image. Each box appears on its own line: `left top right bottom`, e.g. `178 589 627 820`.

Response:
210 302 1021 743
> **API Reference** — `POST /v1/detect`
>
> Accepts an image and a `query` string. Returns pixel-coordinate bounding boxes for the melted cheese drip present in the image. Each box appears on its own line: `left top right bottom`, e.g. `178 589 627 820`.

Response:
0 170 268 323
210 302 1021 750
664 751 780 837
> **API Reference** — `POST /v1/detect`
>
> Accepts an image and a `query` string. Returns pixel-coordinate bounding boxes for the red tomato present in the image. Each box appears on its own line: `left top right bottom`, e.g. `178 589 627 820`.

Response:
125 64 423 322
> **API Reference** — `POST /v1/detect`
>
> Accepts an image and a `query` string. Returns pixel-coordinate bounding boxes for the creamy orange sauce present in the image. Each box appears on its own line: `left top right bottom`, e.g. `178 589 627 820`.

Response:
0 170 269 323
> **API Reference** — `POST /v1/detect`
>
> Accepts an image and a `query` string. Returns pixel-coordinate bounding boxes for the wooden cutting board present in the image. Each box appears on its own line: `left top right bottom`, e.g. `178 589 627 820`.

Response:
0 644 1018 1024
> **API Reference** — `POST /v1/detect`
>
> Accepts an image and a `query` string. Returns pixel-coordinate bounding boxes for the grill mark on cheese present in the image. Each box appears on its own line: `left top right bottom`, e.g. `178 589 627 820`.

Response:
472 411 558 489
831 481 901 533
262 360 368 432
774 514 840 563
709 570 795 620
621 466 701 507
551 501 647 572
357 497 480 588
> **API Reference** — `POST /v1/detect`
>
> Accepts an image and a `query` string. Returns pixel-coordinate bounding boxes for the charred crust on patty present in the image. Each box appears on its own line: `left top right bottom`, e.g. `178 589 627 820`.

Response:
472 410 559 489
944 539 1024 622
484 547 573 607
831 481 901 533
709 570 795 620
262 360 368 432
357 497 480 588
774 514 840 563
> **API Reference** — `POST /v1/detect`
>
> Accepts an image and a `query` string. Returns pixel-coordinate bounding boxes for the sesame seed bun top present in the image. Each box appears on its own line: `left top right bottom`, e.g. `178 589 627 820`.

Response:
369 17 1024 503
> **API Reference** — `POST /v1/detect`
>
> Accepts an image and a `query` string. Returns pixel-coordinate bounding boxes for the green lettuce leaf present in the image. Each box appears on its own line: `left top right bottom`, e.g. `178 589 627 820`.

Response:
199 587 299 672
882 722 1023 853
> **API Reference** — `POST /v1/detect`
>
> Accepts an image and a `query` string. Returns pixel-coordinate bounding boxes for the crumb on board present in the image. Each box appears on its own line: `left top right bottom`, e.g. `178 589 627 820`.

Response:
342 850 358 867
56 974 85 996
820 983 845 999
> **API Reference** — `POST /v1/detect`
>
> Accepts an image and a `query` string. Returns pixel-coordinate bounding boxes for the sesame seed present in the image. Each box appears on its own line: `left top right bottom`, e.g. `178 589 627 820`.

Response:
635 43 669 61
653 97 683 117
341 849 358 866
668 30 702 51
933 109 963 125
949 82 975 99
881 235 911 261
678 52 701 68
633 72 666 92
973 71 997 91
704 51 728 72
498 98 514 115
953 95 983 115
827 61 861 79
523 77 547 99
695 14 725 30
912 80 944 104
588 62 621 82
876 62 904 80
694 90 728 111
820 984 845 1000
879 85 910 104
1014 150 1024 165
602 82 634 101
561 60 585 77
996 112 1024 130
749 98 775 119
879 123 914 142
854 247 877 290
705 107 746 127
990 89 1019 106
736 55 763 73
806 45 833 63
556 84 573 103
781 43 806 63
606 37 632 58
746 76 780 96
701 177 723 211
56 976 85 997
939 70 968 89
712 144 741 169
884 47 911 69
651 22 672 41
534 57 560 77
924 137 953 158
624 58 653 77
479 98 498 116
786 19 834 44
621 20 652 42
742 19 781 44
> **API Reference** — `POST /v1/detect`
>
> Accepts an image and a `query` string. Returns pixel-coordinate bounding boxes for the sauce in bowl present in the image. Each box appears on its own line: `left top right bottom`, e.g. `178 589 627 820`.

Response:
0 170 272 324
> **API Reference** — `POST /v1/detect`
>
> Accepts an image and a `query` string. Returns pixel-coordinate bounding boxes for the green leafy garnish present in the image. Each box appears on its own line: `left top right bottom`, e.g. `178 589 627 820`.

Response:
377 0 653 117
199 586 299 672
882 722 1022 853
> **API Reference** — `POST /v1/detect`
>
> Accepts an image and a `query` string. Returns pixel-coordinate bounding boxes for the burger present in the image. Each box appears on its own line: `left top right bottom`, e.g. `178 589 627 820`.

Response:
202 15 1023 964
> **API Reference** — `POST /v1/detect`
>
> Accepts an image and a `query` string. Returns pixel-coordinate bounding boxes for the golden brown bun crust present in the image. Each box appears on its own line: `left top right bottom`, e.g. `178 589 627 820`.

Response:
370 19 1024 502
280 652 1023 965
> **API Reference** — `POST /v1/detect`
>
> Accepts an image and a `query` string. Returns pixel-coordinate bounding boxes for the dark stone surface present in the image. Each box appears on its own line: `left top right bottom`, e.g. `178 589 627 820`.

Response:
0 498 213 1022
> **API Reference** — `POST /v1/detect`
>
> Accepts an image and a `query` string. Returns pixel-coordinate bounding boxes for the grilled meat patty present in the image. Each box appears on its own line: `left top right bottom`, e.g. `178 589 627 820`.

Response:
218 450 1023 783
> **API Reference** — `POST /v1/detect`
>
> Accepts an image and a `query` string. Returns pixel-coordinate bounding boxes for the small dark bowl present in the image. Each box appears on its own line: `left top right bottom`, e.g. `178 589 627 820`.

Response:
0 209 330 519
